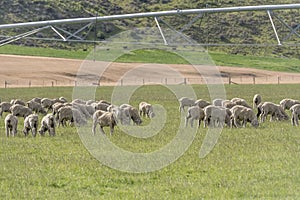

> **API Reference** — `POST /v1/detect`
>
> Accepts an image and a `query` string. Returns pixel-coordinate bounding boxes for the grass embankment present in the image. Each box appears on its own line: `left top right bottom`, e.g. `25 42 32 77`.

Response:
0 84 300 199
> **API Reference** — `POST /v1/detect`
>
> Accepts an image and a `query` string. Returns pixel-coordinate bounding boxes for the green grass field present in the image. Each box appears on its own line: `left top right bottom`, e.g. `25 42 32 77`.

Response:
1 45 300 73
1 84 300 199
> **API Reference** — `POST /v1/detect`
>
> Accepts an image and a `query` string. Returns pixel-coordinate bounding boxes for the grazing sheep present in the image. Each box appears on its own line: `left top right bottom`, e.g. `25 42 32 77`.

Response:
95 112 117 135
185 106 205 128
4 114 18 137
52 102 65 116
99 100 111 105
253 94 262 109
94 102 110 111
222 100 237 109
72 103 92 119
0 102 12 117
126 106 143 125
71 99 86 104
39 114 56 136
30 97 42 104
27 100 47 115
86 100 96 105
10 104 33 118
139 102 155 118
59 97 68 103
212 99 224 107
109 106 131 125
23 114 39 137
194 99 211 109
231 98 252 108
230 105 259 128
290 104 300 126
92 110 106 135
57 106 87 127
260 102 289 122
10 99 26 106
280 98 300 110
203 105 231 128
41 98 59 112
178 97 195 112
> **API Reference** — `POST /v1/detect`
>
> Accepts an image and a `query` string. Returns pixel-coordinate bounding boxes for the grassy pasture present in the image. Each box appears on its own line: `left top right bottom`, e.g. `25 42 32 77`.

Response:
0 84 300 199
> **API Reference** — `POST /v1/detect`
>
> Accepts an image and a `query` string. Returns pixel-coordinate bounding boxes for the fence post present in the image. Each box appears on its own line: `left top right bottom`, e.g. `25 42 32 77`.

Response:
253 76 256 85
143 78 145 85
165 78 167 85
5 81 7 88
52 81 54 87
228 75 231 84
121 79 123 86
277 76 280 84
184 78 186 85
29 81 31 87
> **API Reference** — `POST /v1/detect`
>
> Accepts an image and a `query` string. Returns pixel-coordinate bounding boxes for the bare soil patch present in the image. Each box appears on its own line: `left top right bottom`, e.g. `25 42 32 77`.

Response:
0 54 300 88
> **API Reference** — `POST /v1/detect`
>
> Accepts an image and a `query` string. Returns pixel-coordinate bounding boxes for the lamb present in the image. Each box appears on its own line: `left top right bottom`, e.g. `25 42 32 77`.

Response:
194 99 211 109
231 98 252 108
139 102 155 118
92 110 107 135
185 106 205 128
280 98 300 110
253 94 262 108
4 114 18 137
39 114 56 136
0 102 12 117
23 114 39 137
203 105 231 128
260 102 289 122
27 100 47 115
10 104 33 118
290 104 300 126
10 99 26 106
94 111 117 135
230 105 259 128
178 97 195 112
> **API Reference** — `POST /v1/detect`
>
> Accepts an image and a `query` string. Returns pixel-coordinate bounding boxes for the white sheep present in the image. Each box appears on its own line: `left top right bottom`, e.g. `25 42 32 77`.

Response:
72 103 92 119
212 99 224 106
4 114 18 137
253 94 262 108
27 100 47 115
185 106 205 128
290 104 300 126
178 97 195 112
10 104 33 119
139 102 155 118
230 105 259 128
231 97 252 108
203 105 231 128
57 106 87 127
23 114 39 137
41 98 60 112
280 98 300 110
10 99 26 106
30 97 42 104
92 110 106 135
109 106 131 125
260 102 289 122
39 114 56 136
222 100 237 109
95 112 117 135
194 99 211 109
94 102 110 111
0 102 12 117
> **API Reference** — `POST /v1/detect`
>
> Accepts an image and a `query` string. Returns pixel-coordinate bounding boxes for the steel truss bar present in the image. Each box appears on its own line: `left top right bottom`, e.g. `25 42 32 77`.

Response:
154 17 168 45
54 26 83 41
66 22 93 40
0 4 299 30
267 10 281 45
50 26 66 41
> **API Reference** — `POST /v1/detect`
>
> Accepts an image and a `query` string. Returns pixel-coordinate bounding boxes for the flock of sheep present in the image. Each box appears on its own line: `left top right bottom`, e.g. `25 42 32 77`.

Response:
2 93 300 137
1 97 155 137
180 94 300 128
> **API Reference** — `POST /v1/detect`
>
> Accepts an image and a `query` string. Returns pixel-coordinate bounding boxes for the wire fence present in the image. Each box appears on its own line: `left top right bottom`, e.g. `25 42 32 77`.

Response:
2 74 300 88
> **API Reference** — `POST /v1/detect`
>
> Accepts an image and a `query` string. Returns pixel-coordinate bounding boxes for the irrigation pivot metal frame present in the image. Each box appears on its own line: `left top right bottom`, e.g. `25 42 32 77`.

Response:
0 4 299 46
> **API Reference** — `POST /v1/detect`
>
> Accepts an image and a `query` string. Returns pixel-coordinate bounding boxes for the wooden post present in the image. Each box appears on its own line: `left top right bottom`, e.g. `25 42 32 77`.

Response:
5 81 7 88
228 75 231 85
52 81 54 87
121 79 123 86
253 76 256 85
277 76 280 84
165 78 167 85
184 78 186 85
29 81 31 87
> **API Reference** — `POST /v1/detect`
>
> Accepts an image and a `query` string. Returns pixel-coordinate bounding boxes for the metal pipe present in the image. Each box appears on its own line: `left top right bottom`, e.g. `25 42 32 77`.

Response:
267 10 281 45
0 4 299 29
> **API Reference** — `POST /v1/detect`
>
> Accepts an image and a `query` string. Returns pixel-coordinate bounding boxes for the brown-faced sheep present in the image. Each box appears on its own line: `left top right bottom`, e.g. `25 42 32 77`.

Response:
230 105 259 128
10 104 33 119
139 102 155 118
178 97 195 112
39 114 56 136
23 114 39 137
290 104 300 126
4 114 18 137
260 102 289 122
185 106 205 128
253 94 262 109
0 102 12 117
280 98 300 110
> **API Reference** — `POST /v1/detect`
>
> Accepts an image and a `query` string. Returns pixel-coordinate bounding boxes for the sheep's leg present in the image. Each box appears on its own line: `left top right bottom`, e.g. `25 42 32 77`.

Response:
295 114 299 126
109 125 114 136
233 117 241 128
6 126 10 137
92 119 97 135
13 126 17 137
185 114 191 127
0 109 3 117
190 119 194 128
198 119 201 128
99 126 105 135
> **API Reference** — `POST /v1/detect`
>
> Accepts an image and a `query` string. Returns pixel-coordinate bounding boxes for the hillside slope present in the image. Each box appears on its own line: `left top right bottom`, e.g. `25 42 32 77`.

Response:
0 0 299 58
